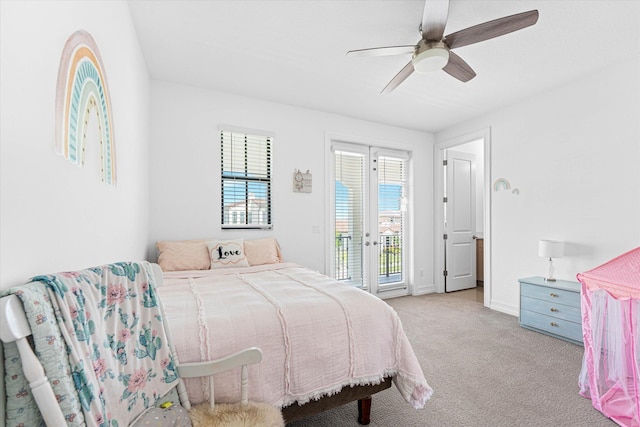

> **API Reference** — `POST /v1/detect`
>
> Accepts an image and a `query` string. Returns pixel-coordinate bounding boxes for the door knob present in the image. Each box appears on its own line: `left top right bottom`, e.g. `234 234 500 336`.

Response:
373 241 378 246
365 242 370 246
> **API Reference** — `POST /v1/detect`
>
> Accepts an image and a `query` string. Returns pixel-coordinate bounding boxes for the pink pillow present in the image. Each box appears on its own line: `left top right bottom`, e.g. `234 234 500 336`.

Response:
207 239 250 269
244 237 282 266
156 240 210 271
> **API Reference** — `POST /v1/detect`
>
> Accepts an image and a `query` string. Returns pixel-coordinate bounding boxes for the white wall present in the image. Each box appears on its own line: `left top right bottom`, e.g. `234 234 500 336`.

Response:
0 1 151 290
148 81 435 293
437 57 640 315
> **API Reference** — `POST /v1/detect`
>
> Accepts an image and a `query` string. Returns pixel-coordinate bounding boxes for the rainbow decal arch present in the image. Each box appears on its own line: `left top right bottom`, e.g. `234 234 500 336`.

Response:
493 178 511 192
55 30 116 185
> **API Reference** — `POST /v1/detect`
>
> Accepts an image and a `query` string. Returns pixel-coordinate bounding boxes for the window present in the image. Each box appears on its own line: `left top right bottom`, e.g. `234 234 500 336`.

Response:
220 128 272 229
376 155 407 287
334 150 366 284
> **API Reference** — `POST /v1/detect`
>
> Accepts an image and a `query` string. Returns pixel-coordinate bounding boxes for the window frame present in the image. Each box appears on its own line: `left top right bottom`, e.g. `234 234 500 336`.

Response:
219 126 273 230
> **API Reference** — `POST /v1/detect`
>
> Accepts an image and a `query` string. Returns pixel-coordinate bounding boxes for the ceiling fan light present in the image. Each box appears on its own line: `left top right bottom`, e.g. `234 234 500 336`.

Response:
412 46 450 73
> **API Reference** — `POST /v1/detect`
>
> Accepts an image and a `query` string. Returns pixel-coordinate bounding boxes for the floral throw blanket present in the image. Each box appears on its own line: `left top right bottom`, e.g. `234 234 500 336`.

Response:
2 261 179 427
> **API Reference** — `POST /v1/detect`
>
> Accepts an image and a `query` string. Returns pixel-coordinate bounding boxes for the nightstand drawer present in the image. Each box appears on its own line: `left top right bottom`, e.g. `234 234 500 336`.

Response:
520 282 580 307
520 309 583 343
521 295 581 323
519 277 582 345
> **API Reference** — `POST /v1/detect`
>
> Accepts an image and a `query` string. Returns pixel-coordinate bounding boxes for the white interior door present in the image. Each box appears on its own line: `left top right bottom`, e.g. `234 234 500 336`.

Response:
330 142 408 298
445 150 476 292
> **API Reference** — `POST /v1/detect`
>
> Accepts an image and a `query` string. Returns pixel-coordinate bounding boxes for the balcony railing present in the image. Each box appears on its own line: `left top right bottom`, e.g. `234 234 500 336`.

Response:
335 235 352 280
335 234 402 282
379 235 402 278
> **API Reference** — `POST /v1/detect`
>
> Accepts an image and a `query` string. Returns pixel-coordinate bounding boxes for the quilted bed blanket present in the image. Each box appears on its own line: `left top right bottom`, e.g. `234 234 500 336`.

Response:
158 263 432 409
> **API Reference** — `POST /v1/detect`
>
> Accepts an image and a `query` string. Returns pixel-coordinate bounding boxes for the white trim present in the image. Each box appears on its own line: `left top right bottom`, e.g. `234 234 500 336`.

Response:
490 300 519 317
221 225 273 230
434 127 492 309
324 133 334 276
217 124 275 138
412 284 436 296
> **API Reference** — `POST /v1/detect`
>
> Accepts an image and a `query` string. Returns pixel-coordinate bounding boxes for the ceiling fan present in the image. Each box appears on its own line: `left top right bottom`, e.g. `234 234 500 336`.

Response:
347 0 539 93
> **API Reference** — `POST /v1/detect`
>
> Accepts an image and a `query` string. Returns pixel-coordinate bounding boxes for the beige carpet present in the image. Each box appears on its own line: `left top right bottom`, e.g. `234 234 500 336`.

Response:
288 289 614 427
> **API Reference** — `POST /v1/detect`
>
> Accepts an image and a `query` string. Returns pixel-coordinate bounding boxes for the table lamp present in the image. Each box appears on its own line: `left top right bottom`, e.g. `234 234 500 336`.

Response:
538 240 564 281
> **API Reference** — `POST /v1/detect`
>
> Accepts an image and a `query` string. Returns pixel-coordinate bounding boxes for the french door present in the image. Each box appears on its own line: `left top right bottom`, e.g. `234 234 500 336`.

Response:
330 142 409 297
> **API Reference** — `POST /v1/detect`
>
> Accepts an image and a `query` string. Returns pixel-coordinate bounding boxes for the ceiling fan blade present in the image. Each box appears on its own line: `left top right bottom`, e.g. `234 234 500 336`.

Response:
442 51 476 82
381 61 414 94
421 0 450 41
347 45 416 57
445 10 539 50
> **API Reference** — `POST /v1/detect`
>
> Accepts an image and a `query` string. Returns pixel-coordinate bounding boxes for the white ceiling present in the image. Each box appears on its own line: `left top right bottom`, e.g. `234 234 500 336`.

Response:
128 0 640 133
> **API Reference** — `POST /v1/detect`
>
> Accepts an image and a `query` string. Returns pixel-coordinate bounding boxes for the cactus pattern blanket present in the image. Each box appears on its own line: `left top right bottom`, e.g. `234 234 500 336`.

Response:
2 261 179 427
159 262 432 410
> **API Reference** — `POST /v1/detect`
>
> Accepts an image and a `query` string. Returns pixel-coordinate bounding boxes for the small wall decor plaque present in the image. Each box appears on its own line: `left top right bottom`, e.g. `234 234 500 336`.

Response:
55 30 116 185
293 169 312 193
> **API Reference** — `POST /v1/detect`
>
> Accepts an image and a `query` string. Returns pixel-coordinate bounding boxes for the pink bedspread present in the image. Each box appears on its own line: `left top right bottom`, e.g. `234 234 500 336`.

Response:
157 263 432 409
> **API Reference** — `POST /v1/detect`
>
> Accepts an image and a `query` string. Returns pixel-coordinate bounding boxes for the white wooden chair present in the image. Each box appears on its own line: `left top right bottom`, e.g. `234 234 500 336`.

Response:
0 263 284 427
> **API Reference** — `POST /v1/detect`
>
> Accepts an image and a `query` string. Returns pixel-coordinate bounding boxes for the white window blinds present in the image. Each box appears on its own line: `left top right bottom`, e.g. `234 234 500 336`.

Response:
220 129 272 229
334 150 366 285
377 155 406 283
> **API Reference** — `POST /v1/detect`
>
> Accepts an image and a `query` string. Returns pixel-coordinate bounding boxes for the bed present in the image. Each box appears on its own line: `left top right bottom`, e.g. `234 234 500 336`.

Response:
0 238 431 426
155 237 432 424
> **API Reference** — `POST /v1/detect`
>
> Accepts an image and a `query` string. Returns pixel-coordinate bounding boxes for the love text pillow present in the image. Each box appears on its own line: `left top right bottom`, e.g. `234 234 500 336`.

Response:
207 239 250 269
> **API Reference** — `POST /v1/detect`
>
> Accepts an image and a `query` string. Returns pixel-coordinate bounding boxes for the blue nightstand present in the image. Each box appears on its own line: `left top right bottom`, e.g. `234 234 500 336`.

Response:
518 277 583 345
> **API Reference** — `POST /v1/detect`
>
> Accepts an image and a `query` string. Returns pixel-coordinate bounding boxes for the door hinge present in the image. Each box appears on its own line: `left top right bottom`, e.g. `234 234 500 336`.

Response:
443 233 448 240
443 159 447 166
443 196 447 203
443 270 448 277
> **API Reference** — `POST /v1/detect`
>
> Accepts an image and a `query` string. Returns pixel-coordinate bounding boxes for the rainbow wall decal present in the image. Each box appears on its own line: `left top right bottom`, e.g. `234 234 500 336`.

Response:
55 30 116 185
493 178 511 192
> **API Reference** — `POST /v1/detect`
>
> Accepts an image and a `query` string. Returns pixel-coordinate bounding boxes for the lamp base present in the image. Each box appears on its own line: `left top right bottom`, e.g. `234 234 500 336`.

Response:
545 258 556 282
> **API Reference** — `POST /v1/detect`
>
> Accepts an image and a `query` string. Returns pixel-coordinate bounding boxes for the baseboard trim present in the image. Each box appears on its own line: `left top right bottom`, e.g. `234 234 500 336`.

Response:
489 300 519 317
412 284 435 296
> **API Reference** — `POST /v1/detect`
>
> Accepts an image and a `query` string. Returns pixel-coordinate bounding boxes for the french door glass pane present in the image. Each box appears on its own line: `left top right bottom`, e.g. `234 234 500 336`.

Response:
334 150 366 287
377 155 406 286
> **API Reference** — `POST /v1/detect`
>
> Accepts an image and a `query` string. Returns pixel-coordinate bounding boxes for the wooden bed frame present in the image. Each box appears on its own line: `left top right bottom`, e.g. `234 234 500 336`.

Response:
0 264 393 426
282 377 392 424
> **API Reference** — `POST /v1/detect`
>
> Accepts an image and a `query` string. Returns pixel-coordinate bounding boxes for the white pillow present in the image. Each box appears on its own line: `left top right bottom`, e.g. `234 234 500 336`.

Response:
207 239 250 269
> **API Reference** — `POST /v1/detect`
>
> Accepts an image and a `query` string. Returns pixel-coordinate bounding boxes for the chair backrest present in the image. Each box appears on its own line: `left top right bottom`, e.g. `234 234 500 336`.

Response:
1 261 180 427
177 346 263 410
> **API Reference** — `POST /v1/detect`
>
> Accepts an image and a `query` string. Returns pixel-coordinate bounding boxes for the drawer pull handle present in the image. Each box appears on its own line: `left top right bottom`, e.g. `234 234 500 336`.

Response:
550 293 559 298
550 307 558 312
550 322 559 327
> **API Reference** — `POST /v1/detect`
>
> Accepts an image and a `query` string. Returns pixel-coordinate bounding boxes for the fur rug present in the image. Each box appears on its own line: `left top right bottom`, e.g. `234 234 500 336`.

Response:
189 402 284 427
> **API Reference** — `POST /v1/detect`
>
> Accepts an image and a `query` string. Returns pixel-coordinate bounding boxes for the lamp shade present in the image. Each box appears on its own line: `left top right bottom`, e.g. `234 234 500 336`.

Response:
412 42 449 73
538 240 564 258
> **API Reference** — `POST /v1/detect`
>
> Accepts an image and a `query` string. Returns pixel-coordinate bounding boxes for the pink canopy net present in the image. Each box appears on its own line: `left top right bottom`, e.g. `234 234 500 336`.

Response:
578 247 640 427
